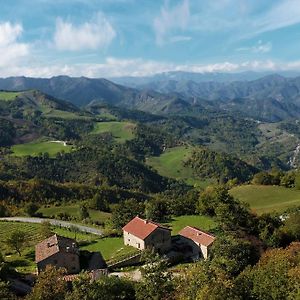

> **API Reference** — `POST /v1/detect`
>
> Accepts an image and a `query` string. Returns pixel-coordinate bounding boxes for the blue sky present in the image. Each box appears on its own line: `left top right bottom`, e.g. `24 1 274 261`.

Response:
1 0 300 77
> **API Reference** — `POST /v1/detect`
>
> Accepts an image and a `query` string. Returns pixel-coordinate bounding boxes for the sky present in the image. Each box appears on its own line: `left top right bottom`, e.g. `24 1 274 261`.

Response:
1 0 300 78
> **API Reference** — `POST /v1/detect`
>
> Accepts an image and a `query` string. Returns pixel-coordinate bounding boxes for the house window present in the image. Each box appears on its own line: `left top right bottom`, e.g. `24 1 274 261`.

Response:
128 238 130 242
137 243 140 249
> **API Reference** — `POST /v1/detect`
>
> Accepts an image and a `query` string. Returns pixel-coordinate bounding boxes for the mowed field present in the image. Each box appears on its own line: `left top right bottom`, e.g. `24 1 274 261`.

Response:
230 184 300 214
147 146 214 188
91 121 136 143
0 91 21 101
12 140 73 157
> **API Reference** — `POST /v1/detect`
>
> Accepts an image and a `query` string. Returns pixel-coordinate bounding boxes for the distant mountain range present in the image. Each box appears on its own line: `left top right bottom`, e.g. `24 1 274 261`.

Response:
2 73 300 121
111 70 300 86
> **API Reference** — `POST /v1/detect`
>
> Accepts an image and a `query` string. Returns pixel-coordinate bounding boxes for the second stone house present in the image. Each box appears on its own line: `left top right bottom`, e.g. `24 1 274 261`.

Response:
35 234 80 274
122 216 171 254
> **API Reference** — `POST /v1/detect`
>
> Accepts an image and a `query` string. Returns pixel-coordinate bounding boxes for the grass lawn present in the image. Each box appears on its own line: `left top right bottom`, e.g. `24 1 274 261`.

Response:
90 121 136 143
38 204 111 224
81 237 137 262
230 184 300 214
147 146 214 188
11 140 73 157
168 215 216 235
0 91 21 101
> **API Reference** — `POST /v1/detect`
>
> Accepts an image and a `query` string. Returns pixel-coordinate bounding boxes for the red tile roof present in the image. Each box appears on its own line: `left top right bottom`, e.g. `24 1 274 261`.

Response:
35 234 78 263
122 216 170 240
179 226 215 247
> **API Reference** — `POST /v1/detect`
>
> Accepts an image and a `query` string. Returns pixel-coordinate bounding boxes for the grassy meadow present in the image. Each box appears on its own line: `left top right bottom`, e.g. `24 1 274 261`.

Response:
230 184 300 214
38 204 111 224
11 140 73 157
0 91 21 101
43 109 92 120
91 121 136 143
168 215 216 235
147 146 214 188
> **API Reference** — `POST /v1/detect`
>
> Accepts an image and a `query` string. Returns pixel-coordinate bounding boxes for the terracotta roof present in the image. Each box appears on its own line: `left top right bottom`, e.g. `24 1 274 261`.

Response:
35 234 78 263
122 216 170 240
179 226 215 247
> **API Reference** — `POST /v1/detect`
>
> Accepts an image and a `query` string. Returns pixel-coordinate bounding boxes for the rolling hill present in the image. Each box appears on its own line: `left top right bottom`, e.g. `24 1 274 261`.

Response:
3 74 300 122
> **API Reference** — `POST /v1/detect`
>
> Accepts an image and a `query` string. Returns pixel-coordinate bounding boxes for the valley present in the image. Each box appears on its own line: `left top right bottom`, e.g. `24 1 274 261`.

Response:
1 74 300 299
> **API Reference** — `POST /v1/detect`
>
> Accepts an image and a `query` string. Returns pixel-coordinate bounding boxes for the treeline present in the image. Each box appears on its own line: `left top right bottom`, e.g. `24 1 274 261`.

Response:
252 169 297 188
0 179 149 207
184 147 258 183
0 146 173 193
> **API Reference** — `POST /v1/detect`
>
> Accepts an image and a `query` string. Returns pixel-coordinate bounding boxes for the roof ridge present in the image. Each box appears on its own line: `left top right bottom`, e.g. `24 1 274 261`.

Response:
187 226 215 237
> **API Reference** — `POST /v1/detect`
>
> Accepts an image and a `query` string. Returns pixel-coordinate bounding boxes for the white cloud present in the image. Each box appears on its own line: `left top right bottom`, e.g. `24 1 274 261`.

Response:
54 13 116 51
169 35 192 43
236 40 272 54
0 22 29 68
254 0 300 35
154 0 190 45
3 57 299 78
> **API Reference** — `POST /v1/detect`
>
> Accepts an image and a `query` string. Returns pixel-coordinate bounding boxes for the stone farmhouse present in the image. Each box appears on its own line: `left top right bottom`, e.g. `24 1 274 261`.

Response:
178 226 215 260
122 216 171 253
35 234 80 274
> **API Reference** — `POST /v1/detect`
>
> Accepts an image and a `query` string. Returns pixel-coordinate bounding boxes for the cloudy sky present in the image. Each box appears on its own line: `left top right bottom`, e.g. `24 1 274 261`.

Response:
1 0 300 77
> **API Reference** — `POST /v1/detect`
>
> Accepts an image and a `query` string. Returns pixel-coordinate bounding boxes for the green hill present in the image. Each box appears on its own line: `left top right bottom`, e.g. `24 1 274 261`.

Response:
11 139 73 157
91 121 136 143
147 146 213 187
230 184 300 214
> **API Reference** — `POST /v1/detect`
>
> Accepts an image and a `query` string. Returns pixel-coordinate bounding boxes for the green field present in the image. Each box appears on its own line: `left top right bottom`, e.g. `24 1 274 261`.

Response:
0 91 21 101
147 146 214 188
91 121 136 143
168 215 216 235
38 205 111 224
11 140 73 157
43 109 92 120
230 185 300 214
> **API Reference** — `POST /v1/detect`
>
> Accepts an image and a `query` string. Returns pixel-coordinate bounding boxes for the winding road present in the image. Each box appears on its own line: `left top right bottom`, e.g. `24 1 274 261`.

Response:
0 217 103 236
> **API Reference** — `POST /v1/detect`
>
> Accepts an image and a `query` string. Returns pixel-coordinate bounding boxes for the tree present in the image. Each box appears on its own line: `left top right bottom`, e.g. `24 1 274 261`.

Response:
79 204 89 220
0 204 8 217
236 242 300 300
39 221 53 239
89 192 109 212
0 280 16 300
6 230 27 256
66 274 136 300
136 251 174 300
24 202 39 217
210 234 259 276
26 266 67 300
111 198 145 229
283 211 300 240
145 198 169 222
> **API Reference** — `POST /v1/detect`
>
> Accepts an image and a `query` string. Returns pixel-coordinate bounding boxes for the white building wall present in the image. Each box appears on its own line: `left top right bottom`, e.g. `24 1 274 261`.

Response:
123 231 145 250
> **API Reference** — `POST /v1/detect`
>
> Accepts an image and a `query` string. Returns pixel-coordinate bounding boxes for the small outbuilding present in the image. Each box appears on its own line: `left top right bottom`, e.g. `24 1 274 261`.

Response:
178 226 215 260
123 216 171 253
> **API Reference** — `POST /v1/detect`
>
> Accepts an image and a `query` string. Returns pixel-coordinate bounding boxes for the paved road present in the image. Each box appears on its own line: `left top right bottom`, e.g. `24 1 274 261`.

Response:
0 217 103 236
